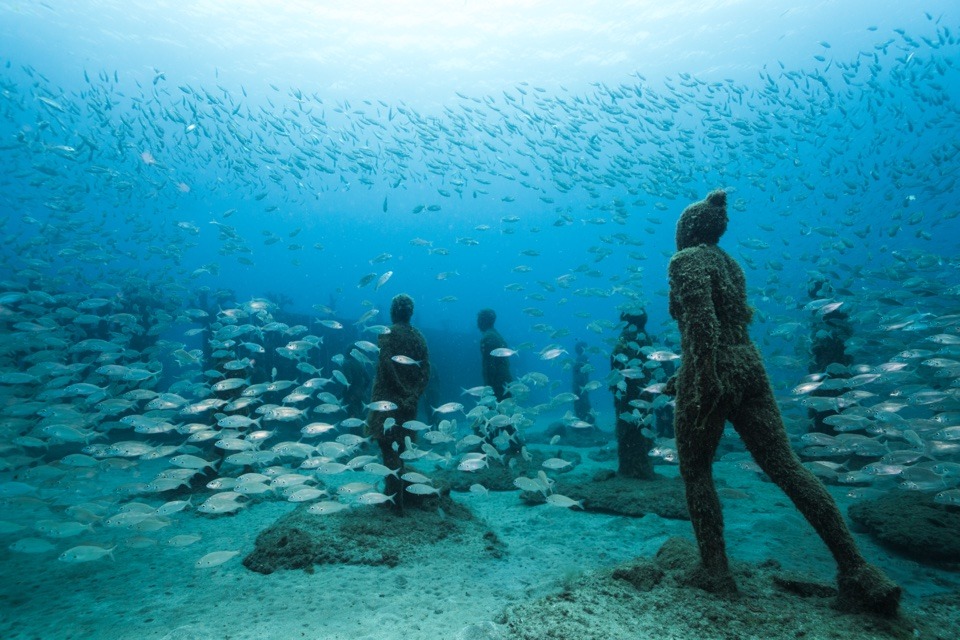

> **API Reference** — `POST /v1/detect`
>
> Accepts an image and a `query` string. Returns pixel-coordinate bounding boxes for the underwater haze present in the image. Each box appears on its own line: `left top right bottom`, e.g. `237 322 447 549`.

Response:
2 1 960 639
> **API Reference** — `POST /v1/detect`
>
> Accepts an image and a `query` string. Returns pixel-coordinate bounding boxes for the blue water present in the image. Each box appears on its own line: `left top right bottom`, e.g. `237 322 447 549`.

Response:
2 2 960 638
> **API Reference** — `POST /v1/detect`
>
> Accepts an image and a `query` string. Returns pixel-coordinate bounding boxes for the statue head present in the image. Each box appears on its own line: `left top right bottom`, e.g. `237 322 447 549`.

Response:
390 293 414 324
807 275 832 300
676 189 728 250
620 307 648 331
477 308 496 331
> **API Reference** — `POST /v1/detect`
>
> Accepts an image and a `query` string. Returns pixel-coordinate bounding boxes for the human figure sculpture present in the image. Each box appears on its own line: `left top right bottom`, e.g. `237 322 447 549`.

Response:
668 189 900 616
806 276 854 434
610 309 656 479
572 341 594 425
477 308 513 401
367 294 430 514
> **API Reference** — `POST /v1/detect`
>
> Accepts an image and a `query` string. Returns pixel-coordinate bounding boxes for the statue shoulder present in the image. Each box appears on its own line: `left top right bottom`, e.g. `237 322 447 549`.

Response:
668 246 709 275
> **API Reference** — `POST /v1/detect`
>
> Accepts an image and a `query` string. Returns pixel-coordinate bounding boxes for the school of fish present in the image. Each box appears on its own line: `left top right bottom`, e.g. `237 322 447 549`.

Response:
0 13 959 576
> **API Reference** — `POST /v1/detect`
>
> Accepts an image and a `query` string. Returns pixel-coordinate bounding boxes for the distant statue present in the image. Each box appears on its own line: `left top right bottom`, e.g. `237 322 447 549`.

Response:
367 294 431 513
478 308 513 402
476 308 522 450
571 341 594 425
806 276 854 434
668 190 900 615
610 308 656 479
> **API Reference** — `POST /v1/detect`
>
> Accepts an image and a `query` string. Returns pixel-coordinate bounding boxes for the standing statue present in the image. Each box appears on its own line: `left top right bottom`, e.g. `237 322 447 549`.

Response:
668 190 900 615
610 309 656 479
571 341 594 426
806 276 854 434
477 308 513 401
367 294 431 513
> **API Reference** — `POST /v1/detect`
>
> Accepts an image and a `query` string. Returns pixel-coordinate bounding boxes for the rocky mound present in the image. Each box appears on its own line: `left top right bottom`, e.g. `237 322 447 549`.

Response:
243 492 504 574
520 470 689 520
497 537 948 640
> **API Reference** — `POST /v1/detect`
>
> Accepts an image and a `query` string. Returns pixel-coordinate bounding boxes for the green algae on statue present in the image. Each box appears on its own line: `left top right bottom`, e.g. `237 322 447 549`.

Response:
366 294 431 514
667 189 901 616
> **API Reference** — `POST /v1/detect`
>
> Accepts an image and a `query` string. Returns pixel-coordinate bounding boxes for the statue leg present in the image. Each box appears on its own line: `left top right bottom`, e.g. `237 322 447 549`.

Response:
730 381 901 615
675 395 733 590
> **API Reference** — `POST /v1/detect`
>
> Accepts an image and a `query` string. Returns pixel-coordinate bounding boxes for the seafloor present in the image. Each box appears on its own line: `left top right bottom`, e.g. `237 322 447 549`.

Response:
1 435 958 640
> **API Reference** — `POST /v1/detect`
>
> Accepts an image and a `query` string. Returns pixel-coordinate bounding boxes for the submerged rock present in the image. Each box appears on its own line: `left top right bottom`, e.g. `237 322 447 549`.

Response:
243 492 504 574
519 470 689 520
498 537 943 640
848 492 960 567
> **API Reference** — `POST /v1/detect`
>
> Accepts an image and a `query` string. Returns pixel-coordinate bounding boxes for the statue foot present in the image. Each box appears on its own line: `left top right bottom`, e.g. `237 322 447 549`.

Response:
836 563 901 617
684 564 738 596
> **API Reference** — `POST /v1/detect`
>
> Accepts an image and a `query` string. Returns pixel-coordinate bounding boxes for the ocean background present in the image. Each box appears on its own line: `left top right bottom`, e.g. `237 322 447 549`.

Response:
1 1 959 638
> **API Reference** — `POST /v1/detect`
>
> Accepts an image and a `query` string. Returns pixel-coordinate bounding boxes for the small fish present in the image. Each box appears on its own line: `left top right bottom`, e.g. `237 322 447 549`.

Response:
166 534 202 548
934 489 960 506
405 483 440 495
363 463 399 477
338 482 377 495
59 545 116 563
545 494 583 509
365 400 398 412
286 487 327 503
432 402 464 414
540 348 567 360
391 355 420 366
357 273 378 288
647 350 680 362
469 483 489 496
308 501 350 515
356 492 395 505
375 271 393 291
195 550 240 569
490 348 518 357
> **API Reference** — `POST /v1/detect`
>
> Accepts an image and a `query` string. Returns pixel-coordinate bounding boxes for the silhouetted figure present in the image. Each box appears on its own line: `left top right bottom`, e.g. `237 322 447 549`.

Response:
476 308 522 451
610 309 656 479
806 276 854 434
478 308 513 401
367 294 430 514
572 341 594 425
668 189 899 615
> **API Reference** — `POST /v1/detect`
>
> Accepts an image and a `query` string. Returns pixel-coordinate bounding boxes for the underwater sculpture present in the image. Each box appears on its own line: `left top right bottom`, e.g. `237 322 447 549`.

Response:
367 294 431 513
478 308 513 401
476 308 522 450
610 309 657 479
571 340 594 425
806 276 855 434
667 190 901 616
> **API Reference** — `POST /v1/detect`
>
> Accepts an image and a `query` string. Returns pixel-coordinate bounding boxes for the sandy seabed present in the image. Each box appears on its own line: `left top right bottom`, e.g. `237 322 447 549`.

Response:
1 442 958 640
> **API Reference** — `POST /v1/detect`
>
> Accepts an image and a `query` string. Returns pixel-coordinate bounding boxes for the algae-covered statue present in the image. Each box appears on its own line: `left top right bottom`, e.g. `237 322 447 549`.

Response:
668 190 900 616
478 308 513 401
572 340 594 426
806 276 854 434
367 294 431 513
610 309 656 479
